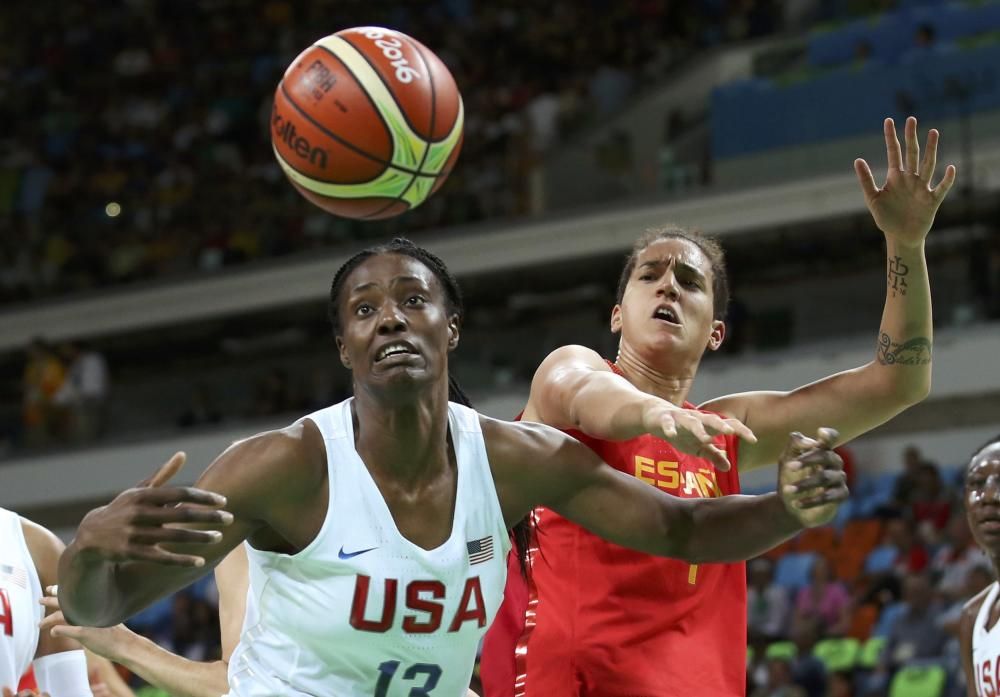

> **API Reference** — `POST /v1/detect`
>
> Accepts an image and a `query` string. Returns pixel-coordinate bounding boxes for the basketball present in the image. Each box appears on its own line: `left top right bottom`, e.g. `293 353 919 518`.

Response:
271 27 464 220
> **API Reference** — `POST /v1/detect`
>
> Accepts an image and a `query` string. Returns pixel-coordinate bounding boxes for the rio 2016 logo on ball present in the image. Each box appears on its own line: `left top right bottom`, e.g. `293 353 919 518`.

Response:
271 27 464 220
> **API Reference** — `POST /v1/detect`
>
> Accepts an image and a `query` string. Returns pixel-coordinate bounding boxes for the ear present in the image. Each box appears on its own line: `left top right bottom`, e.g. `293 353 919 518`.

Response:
335 336 351 369
706 320 726 352
610 304 623 334
447 314 460 351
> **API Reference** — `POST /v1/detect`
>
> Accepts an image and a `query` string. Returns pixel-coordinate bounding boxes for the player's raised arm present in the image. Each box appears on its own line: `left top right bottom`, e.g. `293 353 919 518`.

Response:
58 423 322 628
527 345 755 471
703 117 957 471
486 417 846 562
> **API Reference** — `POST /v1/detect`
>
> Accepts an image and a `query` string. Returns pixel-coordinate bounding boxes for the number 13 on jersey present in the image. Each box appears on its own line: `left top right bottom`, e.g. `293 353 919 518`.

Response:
375 661 442 696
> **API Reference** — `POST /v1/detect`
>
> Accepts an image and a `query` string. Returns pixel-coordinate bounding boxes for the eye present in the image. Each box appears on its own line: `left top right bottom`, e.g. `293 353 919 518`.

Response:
638 274 655 282
405 295 426 306
355 303 374 316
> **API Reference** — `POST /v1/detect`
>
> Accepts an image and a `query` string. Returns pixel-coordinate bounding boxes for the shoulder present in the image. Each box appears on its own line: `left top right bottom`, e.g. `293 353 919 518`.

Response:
20 516 63 586
962 583 995 627
199 419 326 501
542 344 610 367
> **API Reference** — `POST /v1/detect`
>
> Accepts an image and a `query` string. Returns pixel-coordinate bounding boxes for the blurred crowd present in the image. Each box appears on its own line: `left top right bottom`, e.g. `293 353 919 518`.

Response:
0 0 832 307
746 446 988 697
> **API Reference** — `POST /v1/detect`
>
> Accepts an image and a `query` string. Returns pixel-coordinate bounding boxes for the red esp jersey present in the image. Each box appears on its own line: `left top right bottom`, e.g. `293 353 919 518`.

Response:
481 405 746 697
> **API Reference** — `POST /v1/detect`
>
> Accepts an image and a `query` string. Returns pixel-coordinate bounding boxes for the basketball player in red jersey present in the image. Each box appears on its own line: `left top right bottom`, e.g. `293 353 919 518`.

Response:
480 117 957 697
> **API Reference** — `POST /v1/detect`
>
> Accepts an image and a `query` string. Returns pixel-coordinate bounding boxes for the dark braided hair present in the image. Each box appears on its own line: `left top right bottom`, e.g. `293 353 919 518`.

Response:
328 238 533 577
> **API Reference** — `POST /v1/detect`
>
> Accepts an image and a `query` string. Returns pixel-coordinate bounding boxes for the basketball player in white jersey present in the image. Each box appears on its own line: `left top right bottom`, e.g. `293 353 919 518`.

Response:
0 508 92 696
57 239 848 697
959 436 1000 697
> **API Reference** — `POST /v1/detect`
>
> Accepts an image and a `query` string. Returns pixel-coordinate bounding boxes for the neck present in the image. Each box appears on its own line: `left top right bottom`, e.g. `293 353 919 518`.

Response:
351 382 451 486
614 343 698 406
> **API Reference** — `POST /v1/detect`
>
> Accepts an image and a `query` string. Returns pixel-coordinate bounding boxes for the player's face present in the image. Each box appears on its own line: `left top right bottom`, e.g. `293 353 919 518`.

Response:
965 443 1000 556
611 238 724 363
336 254 459 396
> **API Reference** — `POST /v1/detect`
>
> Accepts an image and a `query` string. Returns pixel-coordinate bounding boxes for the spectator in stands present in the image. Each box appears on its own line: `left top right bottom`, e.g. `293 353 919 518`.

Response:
21 337 66 446
247 367 293 417
826 670 855 697
908 462 953 532
932 513 990 602
794 556 851 636
749 557 791 643
938 563 993 638
54 341 110 442
888 516 930 575
750 657 807 697
891 445 929 511
879 573 947 674
788 616 827 697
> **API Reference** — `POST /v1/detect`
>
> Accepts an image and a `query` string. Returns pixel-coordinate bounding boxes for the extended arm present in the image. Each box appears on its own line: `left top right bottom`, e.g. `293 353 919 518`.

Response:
527 345 755 470
58 424 319 627
487 418 846 563
704 117 956 470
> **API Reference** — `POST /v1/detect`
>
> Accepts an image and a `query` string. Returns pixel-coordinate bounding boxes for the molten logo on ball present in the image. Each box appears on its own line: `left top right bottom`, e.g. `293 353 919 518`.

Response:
272 106 329 171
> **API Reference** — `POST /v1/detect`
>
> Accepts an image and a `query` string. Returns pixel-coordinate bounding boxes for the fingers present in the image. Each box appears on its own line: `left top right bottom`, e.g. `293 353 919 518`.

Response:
699 443 731 472
130 527 224 546
48 623 84 640
884 117 903 171
134 486 227 508
38 609 66 633
920 128 939 180
854 159 878 202
120 545 209 567
904 116 919 173
815 427 840 449
137 451 186 488
933 164 957 203
131 504 233 527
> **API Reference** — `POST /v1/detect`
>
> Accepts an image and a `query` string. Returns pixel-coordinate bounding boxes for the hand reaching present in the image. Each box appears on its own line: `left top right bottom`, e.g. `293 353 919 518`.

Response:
641 400 756 472
855 116 956 246
72 452 233 568
39 586 133 664
777 428 848 528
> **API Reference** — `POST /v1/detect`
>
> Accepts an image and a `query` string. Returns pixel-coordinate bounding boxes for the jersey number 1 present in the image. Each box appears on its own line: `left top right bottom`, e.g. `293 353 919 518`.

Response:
375 660 442 696
0 589 12 637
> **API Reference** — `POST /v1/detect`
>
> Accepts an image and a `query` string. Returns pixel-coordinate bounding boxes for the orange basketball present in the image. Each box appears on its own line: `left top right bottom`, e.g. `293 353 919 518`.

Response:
271 27 464 220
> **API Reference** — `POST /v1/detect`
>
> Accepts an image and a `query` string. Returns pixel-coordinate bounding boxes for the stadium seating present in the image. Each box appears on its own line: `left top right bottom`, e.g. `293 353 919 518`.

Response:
774 552 818 591
859 636 887 669
888 663 947 697
765 641 798 661
813 637 861 672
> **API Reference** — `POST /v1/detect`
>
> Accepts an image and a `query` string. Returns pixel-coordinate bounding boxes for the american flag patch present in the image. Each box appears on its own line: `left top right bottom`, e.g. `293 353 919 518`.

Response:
467 536 494 565
0 564 27 589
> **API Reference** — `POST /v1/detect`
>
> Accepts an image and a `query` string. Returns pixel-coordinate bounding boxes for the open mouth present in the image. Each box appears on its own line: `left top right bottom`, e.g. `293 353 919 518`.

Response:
375 341 419 363
652 306 681 325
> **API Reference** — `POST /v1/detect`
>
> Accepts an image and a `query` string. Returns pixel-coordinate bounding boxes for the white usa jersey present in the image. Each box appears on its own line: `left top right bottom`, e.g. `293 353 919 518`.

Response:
226 398 510 697
0 508 43 691
973 582 1000 696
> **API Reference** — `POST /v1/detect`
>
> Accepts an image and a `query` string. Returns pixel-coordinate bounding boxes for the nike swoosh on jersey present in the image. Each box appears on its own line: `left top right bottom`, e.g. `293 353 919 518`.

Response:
338 545 378 560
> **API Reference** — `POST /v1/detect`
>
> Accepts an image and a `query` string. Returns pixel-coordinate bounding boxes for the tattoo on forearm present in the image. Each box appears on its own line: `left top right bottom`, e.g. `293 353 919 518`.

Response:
888 256 909 297
877 333 932 365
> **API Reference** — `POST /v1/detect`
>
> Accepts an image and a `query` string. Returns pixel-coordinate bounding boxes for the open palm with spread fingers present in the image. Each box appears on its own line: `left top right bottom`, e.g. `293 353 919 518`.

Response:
72 452 233 568
855 116 957 244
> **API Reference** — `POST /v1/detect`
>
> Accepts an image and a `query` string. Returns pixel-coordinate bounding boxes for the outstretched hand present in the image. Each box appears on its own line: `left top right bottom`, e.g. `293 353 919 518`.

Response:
777 428 848 528
39 586 132 664
855 116 956 245
641 400 756 472
72 451 233 568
